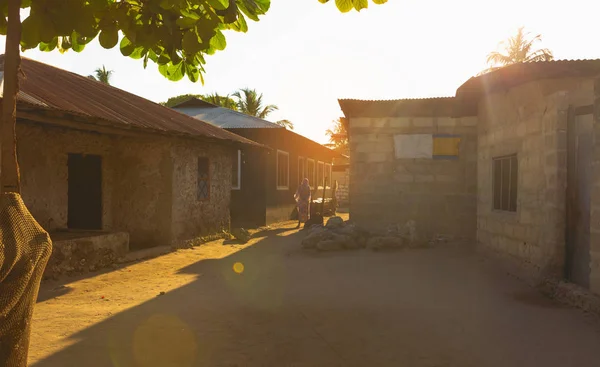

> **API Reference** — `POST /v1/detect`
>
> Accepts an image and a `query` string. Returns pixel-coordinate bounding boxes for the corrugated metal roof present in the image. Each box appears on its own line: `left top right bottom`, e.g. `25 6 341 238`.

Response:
457 59 600 95
0 56 260 146
173 98 282 129
338 97 456 118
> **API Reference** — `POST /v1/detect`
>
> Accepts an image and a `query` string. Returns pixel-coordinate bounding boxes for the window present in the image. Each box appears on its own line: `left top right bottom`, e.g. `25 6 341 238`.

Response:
198 157 210 200
232 150 241 190
276 150 289 190
325 163 332 186
317 161 324 187
492 154 517 212
298 156 306 183
307 159 315 186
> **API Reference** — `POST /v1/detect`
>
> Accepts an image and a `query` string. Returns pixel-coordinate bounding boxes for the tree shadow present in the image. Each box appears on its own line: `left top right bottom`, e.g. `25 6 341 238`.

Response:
30 229 310 367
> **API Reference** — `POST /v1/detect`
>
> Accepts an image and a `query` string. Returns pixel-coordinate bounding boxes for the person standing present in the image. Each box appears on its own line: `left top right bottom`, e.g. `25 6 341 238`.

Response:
294 178 311 229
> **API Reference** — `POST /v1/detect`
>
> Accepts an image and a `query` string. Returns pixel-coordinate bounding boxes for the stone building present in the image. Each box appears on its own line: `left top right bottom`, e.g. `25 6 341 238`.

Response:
172 98 343 228
5 56 260 251
340 60 600 297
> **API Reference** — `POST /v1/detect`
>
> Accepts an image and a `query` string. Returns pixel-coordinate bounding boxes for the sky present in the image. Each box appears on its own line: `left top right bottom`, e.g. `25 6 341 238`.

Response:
1 0 599 144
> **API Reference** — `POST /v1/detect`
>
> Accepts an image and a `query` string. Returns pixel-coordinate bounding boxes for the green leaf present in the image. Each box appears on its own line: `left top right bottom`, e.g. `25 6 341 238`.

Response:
185 62 200 82
335 0 354 12
39 38 58 52
98 24 118 49
207 0 229 11
20 14 42 49
209 30 226 51
59 37 72 52
372 0 388 3
352 0 368 11
0 16 6 35
182 29 203 54
71 32 87 52
130 46 146 59
119 36 136 56
159 61 186 82
176 17 197 29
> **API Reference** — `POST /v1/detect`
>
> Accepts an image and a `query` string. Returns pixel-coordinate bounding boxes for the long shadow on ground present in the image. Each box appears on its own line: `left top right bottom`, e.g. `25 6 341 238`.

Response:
30 229 600 367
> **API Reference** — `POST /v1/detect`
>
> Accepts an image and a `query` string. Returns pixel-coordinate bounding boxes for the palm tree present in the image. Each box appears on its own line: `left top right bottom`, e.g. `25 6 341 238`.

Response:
232 88 278 119
483 27 554 74
232 88 294 129
202 93 238 111
88 65 113 85
325 118 348 155
275 119 294 130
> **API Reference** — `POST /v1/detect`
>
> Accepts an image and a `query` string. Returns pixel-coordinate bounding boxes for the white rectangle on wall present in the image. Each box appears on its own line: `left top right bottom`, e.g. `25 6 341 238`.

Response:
393 134 433 159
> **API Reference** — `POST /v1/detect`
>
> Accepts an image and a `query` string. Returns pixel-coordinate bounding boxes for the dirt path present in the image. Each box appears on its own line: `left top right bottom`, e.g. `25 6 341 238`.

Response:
30 218 600 366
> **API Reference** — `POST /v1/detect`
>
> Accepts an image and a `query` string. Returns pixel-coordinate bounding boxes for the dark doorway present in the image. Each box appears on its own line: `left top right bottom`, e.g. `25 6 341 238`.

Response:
68 153 102 230
566 111 592 288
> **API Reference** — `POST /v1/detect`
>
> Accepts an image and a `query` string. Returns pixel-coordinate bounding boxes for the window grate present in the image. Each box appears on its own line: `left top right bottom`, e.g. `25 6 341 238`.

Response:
492 154 517 212
198 157 210 200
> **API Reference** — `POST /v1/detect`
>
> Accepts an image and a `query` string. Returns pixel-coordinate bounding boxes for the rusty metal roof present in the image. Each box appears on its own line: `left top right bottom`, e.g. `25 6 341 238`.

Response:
0 55 261 146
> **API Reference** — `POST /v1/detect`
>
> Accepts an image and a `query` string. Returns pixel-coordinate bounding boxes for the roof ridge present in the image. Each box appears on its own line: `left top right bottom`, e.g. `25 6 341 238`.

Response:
338 96 454 102
177 96 284 129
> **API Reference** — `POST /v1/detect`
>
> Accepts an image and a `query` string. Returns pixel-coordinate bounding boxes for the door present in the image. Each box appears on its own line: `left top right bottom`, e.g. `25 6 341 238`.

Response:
566 112 592 288
68 153 102 230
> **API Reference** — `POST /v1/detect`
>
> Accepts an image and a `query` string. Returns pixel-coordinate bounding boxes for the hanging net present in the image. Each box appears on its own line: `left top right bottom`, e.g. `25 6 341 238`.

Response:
0 193 52 366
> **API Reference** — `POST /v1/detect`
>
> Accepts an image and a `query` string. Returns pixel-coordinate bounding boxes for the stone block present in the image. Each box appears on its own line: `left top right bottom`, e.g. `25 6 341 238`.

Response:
435 174 457 183
350 118 372 128
367 152 388 163
389 118 411 128
459 117 478 126
412 118 434 127
394 174 414 183
415 174 434 183
437 117 456 127
373 119 388 128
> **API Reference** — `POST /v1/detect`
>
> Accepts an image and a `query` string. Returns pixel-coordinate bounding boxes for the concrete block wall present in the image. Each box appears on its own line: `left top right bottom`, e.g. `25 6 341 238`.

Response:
477 78 594 283
349 116 477 240
590 79 600 295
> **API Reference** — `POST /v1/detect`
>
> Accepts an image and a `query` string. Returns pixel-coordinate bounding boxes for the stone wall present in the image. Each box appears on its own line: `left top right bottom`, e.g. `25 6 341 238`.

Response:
477 78 594 283
590 79 600 295
111 135 173 248
18 122 175 248
349 115 477 240
170 140 232 242
18 123 115 231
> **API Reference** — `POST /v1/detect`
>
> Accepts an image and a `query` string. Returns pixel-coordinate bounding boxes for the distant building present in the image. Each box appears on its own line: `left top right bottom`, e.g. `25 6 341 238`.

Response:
173 98 343 227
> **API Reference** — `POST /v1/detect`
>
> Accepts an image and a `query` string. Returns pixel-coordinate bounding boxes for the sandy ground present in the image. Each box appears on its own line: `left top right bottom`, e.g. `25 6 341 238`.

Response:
29 217 600 367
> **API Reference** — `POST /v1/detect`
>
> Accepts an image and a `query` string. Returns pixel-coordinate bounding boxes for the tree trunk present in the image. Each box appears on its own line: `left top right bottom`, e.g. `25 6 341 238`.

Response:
1 0 21 193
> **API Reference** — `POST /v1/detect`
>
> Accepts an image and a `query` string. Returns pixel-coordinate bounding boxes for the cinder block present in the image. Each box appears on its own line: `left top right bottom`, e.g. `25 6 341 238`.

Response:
415 174 434 183
437 117 456 127
367 152 388 163
394 174 414 183
373 119 388 128
435 174 457 183
389 118 411 128
412 118 434 127
350 118 372 128
459 117 478 126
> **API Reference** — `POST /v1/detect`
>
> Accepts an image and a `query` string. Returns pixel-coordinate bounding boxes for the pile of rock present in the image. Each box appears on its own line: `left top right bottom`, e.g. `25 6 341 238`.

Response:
301 217 368 251
301 217 424 252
